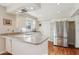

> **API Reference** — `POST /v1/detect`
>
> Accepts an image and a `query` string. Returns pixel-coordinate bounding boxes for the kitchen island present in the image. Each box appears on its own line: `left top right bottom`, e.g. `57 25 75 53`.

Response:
0 32 48 55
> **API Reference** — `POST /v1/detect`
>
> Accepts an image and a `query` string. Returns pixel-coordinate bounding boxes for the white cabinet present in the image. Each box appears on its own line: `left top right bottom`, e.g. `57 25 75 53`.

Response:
5 38 12 53
1 34 48 55
12 39 48 55
0 37 5 53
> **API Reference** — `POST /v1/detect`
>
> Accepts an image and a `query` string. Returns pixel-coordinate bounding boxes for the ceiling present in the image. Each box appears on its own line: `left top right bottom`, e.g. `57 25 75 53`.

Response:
0 3 79 20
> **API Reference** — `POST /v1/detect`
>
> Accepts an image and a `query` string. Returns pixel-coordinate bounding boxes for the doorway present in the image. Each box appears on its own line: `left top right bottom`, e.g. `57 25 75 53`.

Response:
68 21 75 48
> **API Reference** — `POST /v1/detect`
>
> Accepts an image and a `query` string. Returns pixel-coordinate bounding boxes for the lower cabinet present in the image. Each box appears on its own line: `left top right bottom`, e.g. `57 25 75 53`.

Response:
5 38 12 53
5 37 48 55
0 37 5 53
12 39 48 55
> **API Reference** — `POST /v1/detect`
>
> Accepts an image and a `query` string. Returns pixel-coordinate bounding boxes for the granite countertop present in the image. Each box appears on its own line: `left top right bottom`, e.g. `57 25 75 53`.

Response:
0 32 48 45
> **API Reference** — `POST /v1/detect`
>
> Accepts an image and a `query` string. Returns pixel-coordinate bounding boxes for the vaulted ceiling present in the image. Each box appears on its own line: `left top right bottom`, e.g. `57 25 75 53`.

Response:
0 3 79 20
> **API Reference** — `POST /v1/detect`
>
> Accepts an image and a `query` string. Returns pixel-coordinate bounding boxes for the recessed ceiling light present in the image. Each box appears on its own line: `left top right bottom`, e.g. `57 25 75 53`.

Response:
57 3 60 5
30 7 34 10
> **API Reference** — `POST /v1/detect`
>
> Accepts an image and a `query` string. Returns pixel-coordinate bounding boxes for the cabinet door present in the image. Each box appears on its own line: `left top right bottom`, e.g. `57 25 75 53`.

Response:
12 39 48 55
0 37 5 52
6 39 12 53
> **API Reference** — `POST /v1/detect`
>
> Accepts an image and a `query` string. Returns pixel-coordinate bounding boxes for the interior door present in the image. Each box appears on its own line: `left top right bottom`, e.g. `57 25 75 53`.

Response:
68 21 75 47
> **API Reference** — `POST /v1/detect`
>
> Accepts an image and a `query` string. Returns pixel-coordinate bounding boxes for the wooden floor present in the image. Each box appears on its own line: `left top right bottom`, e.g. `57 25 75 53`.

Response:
48 41 79 55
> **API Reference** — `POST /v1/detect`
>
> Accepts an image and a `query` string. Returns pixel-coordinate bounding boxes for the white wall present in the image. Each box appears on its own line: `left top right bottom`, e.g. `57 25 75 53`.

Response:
0 6 16 52
39 20 50 41
0 6 16 34
73 15 79 48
